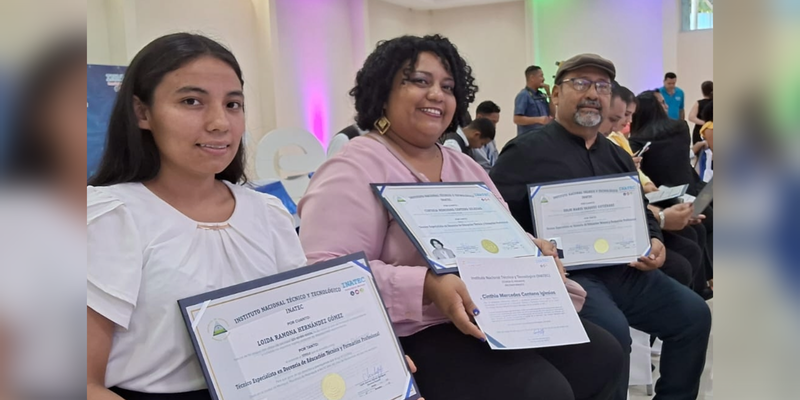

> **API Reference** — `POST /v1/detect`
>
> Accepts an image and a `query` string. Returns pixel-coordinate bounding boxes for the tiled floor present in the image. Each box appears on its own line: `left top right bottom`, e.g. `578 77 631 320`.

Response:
629 299 713 399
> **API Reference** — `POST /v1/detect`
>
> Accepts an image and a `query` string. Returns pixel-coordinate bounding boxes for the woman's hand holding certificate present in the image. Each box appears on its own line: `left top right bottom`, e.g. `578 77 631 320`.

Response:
422 272 486 341
532 237 568 282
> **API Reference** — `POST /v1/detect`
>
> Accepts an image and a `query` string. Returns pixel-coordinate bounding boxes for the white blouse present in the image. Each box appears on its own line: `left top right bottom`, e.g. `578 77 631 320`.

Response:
87 181 306 393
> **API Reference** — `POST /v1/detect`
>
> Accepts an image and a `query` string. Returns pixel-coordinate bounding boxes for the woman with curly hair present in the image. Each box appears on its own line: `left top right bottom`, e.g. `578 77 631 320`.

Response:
298 35 622 400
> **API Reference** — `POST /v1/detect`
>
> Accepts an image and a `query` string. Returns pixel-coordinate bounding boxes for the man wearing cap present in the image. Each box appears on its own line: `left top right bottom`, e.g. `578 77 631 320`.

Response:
491 54 711 400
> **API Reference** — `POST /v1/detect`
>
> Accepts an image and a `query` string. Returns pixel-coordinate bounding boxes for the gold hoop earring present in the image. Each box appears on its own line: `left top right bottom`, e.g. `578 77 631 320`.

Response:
374 116 391 135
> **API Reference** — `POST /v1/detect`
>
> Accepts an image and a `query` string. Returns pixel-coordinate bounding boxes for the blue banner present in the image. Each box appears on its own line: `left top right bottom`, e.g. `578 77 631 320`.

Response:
87 64 126 179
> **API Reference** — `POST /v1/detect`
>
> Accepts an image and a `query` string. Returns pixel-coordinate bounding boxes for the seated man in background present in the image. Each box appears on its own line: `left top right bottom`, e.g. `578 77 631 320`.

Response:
490 53 711 400
472 100 501 173
442 117 496 157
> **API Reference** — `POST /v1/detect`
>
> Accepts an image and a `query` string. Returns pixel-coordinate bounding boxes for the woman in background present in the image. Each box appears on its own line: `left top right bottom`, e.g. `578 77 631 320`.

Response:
86 33 306 400
688 81 713 146
299 34 623 400
700 100 714 152
630 91 714 298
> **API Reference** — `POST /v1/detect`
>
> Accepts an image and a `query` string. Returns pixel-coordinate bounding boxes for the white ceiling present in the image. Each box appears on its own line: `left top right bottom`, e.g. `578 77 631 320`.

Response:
378 0 520 11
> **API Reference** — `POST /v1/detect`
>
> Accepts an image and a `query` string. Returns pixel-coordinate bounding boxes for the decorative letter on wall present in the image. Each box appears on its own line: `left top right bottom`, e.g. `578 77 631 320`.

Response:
255 128 325 202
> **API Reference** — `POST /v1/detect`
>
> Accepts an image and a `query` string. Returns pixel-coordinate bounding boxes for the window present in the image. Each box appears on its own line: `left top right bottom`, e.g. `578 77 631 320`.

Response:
682 0 713 31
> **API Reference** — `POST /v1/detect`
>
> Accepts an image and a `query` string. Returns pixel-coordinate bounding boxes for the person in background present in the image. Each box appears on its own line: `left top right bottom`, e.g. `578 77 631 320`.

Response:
630 92 714 298
659 72 685 120
326 123 369 158
700 100 713 152
688 80 713 146
513 66 554 136
86 33 308 400
601 84 703 289
630 92 703 196
442 117 495 156
491 53 711 400
604 86 657 193
472 100 500 172
299 35 623 400
653 88 669 114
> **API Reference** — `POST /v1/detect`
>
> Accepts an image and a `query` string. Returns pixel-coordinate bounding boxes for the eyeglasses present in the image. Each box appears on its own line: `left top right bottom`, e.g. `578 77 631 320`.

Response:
560 78 613 95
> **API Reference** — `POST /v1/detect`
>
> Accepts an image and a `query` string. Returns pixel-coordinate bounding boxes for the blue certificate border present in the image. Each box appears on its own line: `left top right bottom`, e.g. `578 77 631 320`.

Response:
371 181 514 275
178 252 421 400
526 172 652 271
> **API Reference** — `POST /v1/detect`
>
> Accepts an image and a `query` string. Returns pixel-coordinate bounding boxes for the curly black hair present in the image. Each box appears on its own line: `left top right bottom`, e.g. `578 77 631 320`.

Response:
349 34 478 134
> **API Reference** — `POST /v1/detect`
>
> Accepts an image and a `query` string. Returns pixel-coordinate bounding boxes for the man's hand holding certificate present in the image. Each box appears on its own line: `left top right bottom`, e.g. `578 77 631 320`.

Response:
178 254 420 400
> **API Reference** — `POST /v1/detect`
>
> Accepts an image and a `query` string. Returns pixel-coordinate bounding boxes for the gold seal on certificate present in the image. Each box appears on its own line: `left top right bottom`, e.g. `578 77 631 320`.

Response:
593 239 610 254
178 253 421 400
321 373 346 400
481 239 499 254
528 173 652 270
372 182 541 274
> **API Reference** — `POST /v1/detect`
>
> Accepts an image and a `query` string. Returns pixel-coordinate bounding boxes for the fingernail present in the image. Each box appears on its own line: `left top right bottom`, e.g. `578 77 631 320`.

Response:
472 308 480 316
480 337 486 342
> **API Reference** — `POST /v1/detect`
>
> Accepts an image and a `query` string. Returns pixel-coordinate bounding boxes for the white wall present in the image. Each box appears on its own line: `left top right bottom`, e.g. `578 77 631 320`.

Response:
87 0 111 65
430 1 527 148
676 27 713 109
131 0 265 138
662 0 713 113
530 0 665 97
368 0 431 48
271 0 365 145
87 0 711 153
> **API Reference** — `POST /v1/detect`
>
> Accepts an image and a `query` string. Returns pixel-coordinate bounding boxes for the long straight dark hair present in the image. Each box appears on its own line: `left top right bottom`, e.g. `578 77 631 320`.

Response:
630 91 671 136
88 33 247 186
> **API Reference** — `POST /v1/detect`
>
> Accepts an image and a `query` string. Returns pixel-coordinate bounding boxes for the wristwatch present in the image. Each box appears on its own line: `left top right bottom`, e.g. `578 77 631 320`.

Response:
658 210 666 229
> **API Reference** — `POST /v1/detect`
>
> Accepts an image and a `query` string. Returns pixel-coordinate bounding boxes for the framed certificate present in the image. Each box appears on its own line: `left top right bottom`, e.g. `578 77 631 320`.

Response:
528 173 652 270
691 178 712 217
178 253 421 400
371 182 541 275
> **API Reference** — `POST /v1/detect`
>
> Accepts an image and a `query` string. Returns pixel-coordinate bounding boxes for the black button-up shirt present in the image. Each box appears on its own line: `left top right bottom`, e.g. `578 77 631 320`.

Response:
490 120 663 243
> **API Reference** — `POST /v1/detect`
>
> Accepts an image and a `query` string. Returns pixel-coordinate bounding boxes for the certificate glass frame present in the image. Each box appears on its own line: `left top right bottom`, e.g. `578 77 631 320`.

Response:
691 178 712 217
528 173 652 270
371 182 541 275
178 253 420 400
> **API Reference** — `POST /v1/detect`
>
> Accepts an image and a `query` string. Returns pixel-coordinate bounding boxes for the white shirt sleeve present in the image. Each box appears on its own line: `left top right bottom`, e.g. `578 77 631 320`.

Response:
87 186 143 329
326 133 351 159
442 139 462 152
258 193 308 272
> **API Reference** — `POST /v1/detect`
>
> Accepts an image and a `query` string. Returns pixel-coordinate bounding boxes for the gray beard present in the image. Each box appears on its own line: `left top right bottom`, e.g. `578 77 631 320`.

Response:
573 110 602 127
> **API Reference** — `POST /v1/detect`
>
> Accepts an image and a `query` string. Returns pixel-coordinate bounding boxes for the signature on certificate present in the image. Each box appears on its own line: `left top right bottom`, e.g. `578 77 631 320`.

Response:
362 365 386 381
